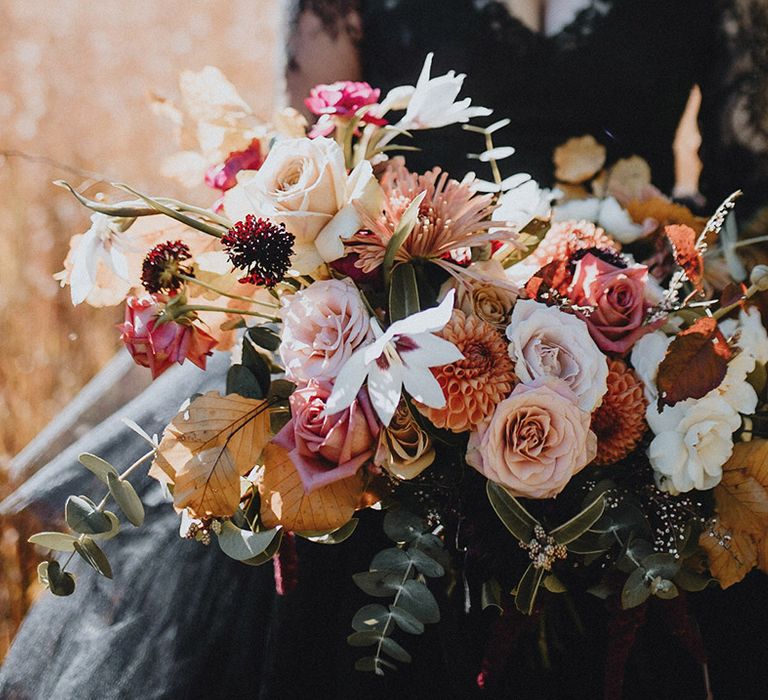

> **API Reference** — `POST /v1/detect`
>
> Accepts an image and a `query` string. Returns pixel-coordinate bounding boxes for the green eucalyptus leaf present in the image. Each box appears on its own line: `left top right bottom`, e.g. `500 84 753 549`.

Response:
354 656 396 674
380 637 412 664
389 605 424 635
551 494 606 545
106 473 145 527
543 574 567 594
389 263 421 322
617 539 655 574
486 481 537 543
347 630 381 647
65 495 112 535
566 529 612 555
621 567 651 609
239 343 272 396
383 509 427 543
297 518 358 545
241 528 284 566
406 548 444 578
395 579 440 624
353 570 400 597
674 566 715 592
92 511 121 541
74 538 113 579
78 453 118 484
247 326 281 352
410 532 450 568
514 563 545 615
641 552 681 580
268 379 297 401
217 522 281 562
352 604 393 635
226 365 264 400
45 560 76 597
382 191 427 283
651 578 679 600
481 578 503 612
371 547 411 575
28 532 78 553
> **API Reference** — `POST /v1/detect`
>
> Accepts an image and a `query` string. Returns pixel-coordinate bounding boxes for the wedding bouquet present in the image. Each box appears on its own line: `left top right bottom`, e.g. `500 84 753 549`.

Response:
32 55 768 683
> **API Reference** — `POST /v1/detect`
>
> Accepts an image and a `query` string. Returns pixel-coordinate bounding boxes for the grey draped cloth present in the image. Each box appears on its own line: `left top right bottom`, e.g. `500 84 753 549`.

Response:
0 352 277 699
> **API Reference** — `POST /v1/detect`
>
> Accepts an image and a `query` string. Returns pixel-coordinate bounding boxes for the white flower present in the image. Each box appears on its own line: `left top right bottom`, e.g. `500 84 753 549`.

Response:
493 178 553 230
69 213 132 305
396 53 492 131
630 331 673 404
729 307 768 364
506 300 609 412
649 396 741 494
552 196 644 244
326 291 464 426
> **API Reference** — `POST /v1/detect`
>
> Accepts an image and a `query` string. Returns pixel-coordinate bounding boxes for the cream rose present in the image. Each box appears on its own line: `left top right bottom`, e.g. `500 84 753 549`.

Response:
279 278 373 382
466 380 597 499
374 402 435 480
442 260 518 328
224 136 383 273
506 300 608 412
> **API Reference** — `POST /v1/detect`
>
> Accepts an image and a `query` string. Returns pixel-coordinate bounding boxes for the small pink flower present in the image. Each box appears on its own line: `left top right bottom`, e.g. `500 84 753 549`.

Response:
567 252 661 355
119 296 217 379
273 380 381 492
305 81 387 137
204 139 263 192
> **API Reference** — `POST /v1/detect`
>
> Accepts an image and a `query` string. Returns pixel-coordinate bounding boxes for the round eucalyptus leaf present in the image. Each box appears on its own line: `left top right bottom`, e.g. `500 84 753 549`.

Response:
674 566 715 592
74 538 113 579
352 604 392 634
621 567 651 609
407 548 444 578
45 560 76 596
296 518 358 545
92 511 121 541
226 365 264 400
217 521 281 562
641 552 681 580
352 570 400 597
241 528 284 566
411 532 450 568
28 532 78 553
347 630 381 647
389 605 424 635
371 547 411 575
106 473 145 527
383 509 427 543
65 495 112 535
651 578 679 600
78 453 118 484
380 637 412 664
395 579 440 624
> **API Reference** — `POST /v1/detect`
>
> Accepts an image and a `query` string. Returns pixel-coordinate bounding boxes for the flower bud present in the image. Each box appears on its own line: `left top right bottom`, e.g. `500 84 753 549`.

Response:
750 264 768 291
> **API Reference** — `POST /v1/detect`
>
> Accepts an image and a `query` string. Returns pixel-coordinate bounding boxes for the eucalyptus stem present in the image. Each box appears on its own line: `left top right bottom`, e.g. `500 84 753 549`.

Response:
96 449 156 511
177 273 278 309
484 132 502 186
374 558 414 673
177 303 280 322
711 283 760 321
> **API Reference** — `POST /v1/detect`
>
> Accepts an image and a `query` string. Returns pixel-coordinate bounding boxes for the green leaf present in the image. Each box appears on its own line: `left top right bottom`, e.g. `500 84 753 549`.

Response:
380 637 412 664
652 579 679 600
383 509 427 543
621 568 651 609
268 379 296 401
226 365 264 400
543 574 567 594
93 511 121 541
240 341 272 396
406 548 445 578
78 453 119 484
217 521 281 562
347 630 381 647
65 495 112 535
641 552 681 580
395 579 440 624
410 532 450 568
296 518 358 544
371 547 411 575
389 263 421 323
354 656 397 674
389 605 424 634
481 578 503 612
247 326 281 352
382 191 427 284
565 529 612 555
74 538 113 579
486 481 537 543
106 473 145 527
43 560 76 597
551 495 606 545
241 528 284 566
353 570 400 597
673 566 715 593
514 563 545 615
352 604 393 635
28 532 78 552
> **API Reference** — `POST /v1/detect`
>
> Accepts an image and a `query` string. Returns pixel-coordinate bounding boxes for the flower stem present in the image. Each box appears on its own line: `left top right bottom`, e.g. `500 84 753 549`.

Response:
711 282 760 321
177 273 278 309
177 303 280 322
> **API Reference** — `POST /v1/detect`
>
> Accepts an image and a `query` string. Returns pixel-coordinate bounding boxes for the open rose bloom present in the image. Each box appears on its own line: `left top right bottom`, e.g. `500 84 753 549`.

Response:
44 56 768 677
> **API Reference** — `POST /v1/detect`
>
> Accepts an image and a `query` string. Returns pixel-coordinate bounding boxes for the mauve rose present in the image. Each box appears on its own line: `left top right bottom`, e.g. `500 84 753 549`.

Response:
466 380 597 499
204 139 263 192
279 278 373 382
119 296 217 379
567 252 660 355
305 81 387 137
273 380 380 492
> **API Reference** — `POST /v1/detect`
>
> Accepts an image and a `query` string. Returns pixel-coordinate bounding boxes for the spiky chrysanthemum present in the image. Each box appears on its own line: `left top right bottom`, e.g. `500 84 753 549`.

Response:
221 215 295 287
528 220 618 270
141 240 192 294
416 309 516 432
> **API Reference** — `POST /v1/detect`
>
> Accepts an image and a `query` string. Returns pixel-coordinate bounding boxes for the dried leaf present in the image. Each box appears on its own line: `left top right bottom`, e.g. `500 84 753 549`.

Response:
606 156 652 201
553 135 606 184
625 197 705 232
657 317 732 408
699 524 757 589
714 467 768 539
665 224 705 292
259 443 364 531
150 392 271 518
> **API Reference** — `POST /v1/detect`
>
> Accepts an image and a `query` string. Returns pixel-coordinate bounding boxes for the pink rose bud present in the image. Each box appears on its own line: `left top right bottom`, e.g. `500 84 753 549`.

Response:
119 296 217 379
566 251 663 355
204 139 263 192
305 81 387 137
272 380 381 493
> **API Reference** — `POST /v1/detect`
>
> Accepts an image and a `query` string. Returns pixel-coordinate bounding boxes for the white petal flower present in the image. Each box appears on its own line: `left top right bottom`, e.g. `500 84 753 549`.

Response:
326 291 464 426
396 53 492 131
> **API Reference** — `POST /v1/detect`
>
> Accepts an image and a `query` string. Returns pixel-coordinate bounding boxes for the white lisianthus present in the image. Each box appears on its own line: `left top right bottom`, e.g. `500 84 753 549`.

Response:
720 307 768 365
224 136 383 274
396 53 492 131
492 178 553 230
506 300 608 411
553 196 645 244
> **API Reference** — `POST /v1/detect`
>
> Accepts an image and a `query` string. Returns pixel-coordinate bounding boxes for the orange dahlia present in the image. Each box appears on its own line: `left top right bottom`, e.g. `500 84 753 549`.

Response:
416 310 515 432
591 358 648 465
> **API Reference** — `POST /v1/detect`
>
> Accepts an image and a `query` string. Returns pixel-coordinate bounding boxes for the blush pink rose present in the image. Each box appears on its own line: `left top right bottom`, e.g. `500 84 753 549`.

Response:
466 380 597 499
273 380 381 492
567 252 661 355
279 278 373 382
119 295 217 379
305 81 387 137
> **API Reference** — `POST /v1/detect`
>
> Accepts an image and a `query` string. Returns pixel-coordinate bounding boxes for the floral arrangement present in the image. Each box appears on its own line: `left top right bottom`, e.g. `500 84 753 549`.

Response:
32 55 768 686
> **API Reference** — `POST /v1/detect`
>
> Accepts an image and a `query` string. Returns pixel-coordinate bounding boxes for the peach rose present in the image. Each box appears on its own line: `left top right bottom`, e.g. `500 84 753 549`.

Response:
273 380 380 492
466 380 597 499
279 278 373 382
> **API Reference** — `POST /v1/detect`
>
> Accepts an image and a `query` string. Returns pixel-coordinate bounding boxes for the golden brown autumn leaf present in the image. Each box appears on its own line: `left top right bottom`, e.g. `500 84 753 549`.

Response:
149 392 271 518
624 197 705 233
259 443 364 531
553 135 606 184
714 467 768 538
606 156 652 201
699 522 758 589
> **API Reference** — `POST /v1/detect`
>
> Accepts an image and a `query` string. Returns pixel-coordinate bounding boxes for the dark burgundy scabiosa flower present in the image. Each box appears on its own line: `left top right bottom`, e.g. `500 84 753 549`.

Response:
222 215 295 287
141 240 193 294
